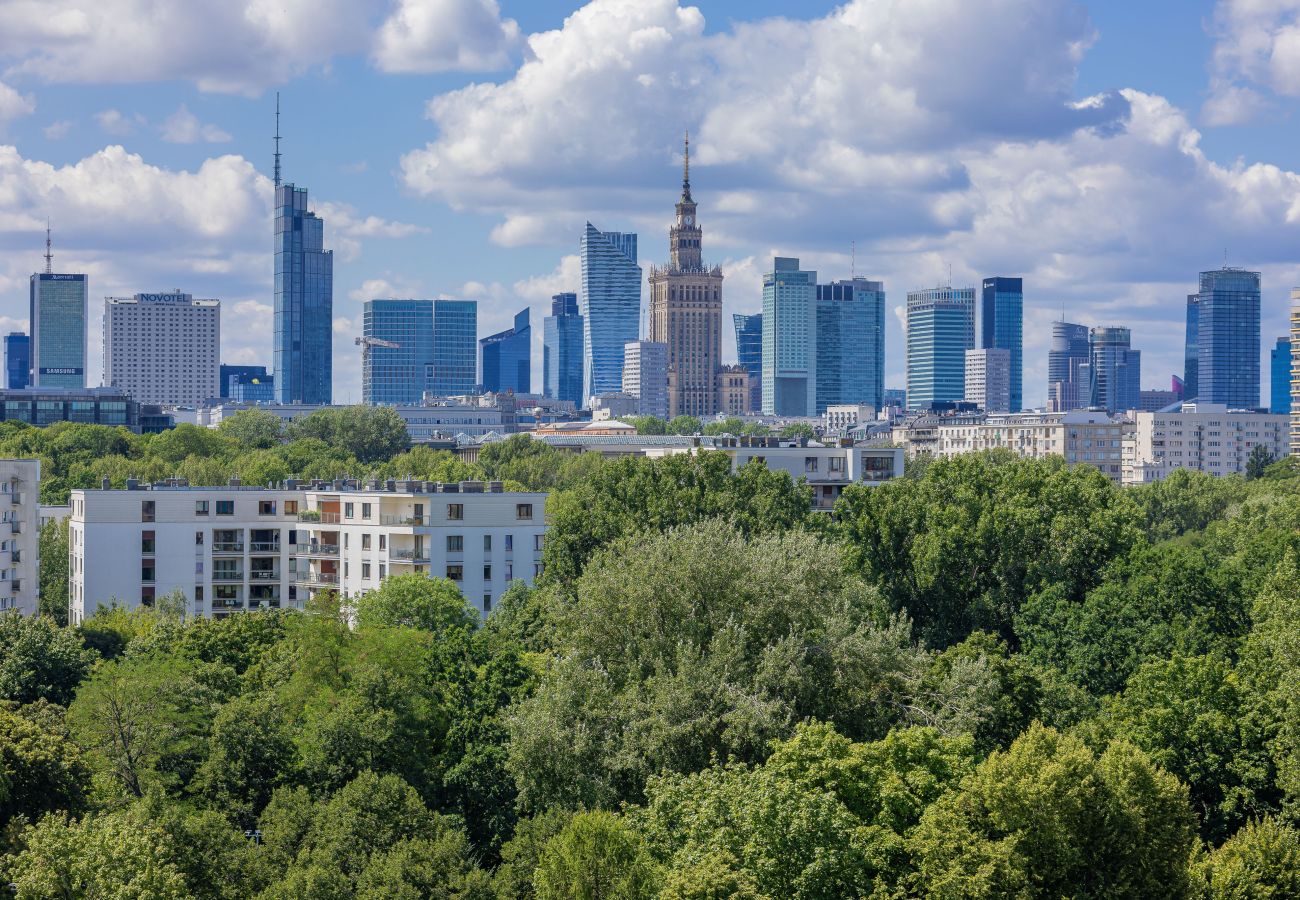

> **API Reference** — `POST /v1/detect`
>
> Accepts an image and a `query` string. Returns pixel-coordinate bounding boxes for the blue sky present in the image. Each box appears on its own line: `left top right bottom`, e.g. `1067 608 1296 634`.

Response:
0 0 1298 406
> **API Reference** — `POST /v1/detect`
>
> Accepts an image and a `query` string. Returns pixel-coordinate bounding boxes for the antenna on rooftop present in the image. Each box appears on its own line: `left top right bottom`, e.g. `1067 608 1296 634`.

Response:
273 92 282 189
43 219 52 274
851 240 856 279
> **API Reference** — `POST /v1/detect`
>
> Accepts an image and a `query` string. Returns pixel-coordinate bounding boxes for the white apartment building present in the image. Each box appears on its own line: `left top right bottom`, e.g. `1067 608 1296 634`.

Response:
925 410 1130 482
104 291 220 406
1123 403 1288 484
622 340 669 419
823 404 875 435
964 348 1011 413
0 460 40 615
69 478 548 624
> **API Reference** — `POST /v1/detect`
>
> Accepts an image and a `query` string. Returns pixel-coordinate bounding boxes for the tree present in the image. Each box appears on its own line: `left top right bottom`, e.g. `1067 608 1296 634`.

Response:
1128 468 1236 540
217 408 285 449
1247 443 1275 480
0 613 95 706
286 406 411 463
351 574 479 634
37 519 69 624
778 422 816 440
624 415 667 435
1194 817 1300 899
667 415 702 435
195 694 295 826
0 702 90 828
701 417 747 436
533 811 659 900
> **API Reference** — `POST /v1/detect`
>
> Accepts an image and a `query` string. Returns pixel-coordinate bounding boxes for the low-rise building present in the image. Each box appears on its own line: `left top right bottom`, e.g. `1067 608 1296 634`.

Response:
823 404 875 435
1123 403 1288 484
716 365 751 416
0 387 140 431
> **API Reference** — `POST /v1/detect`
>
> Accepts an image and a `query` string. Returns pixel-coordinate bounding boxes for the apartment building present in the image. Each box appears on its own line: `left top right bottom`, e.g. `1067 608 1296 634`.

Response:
1123 403 1288 484
69 478 548 624
0 460 39 615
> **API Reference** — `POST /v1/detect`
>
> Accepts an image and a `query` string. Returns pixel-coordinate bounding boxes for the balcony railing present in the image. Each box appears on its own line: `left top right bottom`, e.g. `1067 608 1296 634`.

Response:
295 572 339 587
249 542 281 553
295 544 339 557
298 511 341 524
9 522 19 534
211 542 244 554
381 514 427 526
249 571 280 581
390 549 430 563
211 571 245 583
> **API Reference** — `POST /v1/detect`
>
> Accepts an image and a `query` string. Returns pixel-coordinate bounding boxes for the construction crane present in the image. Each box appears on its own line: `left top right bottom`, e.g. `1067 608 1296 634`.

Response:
355 336 400 376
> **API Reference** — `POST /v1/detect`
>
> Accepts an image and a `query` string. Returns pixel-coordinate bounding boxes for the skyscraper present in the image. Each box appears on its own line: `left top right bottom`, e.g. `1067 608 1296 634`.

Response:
762 257 818 416
1271 336 1291 415
622 340 669 418
905 286 975 410
1291 289 1300 456
1184 294 1199 400
430 299 478 397
274 183 333 404
1047 320 1090 412
816 278 885 413
580 223 641 405
648 136 724 418
480 308 531 394
965 348 1011 412
219 365 269 399
362 299 434 405
5 334 29 390
103 291 220 405
733 313 762 414
544 292 583 405
1196 267 1261 409
1084 326 1141 413
981 277 1023 411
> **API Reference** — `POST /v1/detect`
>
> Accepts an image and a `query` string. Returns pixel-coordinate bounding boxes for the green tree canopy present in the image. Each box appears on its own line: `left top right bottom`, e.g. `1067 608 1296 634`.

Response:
0 613 95 706
217 408 285 450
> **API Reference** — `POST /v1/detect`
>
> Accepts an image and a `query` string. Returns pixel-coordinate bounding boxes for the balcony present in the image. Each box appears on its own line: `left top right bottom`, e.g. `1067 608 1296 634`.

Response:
9 551 19 564
211 570 245 584
211 542 244 554
390 549 430 563
298 511 341 524
294 543 339 557
249 570 280 581
295 572 339 587
381 514 427 526
211 599 244 610
249 541 281 554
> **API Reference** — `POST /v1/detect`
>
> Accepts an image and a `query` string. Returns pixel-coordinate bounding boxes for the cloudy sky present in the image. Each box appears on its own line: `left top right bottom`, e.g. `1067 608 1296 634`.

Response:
0 0 1298 406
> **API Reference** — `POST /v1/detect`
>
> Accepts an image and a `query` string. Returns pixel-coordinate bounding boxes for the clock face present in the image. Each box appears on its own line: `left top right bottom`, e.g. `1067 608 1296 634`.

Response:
684 215 693 225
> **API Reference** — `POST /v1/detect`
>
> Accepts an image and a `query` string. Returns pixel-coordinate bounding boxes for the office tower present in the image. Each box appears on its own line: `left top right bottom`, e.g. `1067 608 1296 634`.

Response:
1084 326 1141 413
29 230 87 388
1196 267 1261 408
622 340 669 418
648 137 724 418
762 257 818 416
580 223 641 405
362 299 434 405
965 348 1011 412
431 299 477 397
544 292 584 405
103 291 220 406
273 183 333 404
981 277 1023 411
816 278 886 414
1047 320 1090 412
229 372 274 403
733 313 762 414
883 388 907 410
1273 337 1292 415
1184 294 1199 400
480 308 531 394
5 334 29 390
1291 290 1300 456
219 364 269 399
905 285 975 410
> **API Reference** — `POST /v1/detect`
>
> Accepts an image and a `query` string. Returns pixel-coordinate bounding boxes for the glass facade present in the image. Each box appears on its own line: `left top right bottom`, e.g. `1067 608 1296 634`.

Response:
0 388 133 429
1047 320 1089 411
1197 268 1261 409
1084 326 1141 413
544 292 583 405
1184 293 1199 400
274 184 333 404
733 313 762 415
229 373 275 403
580 223 641 404
816 279 885 413
480 308 531 394
1271 337 1291 415
29 273 86 389
219 365 268 399
5 333 29 390
431 299 478 397
762 258 818 416
981 277 1023 411
362 300 435 405
905 286 975 410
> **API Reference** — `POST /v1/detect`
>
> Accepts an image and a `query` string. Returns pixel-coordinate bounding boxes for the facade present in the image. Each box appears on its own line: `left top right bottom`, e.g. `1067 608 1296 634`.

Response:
733 313 763 415
824 404 875 434
431 300 478 397
916 410 1130 482
1047 320 1089 412
580 224 641 405
204 399 514 441
980 277 1023 411
1138 389 1179 412
220 365 269 399
622 340 669 418
1195 268 1261 409
816 279 885 413
1293 289 1300 456
762 258 818 416
1084 326 1141 414
229 373 274 403
964 348 1011 413
716 365 751 417
30 273 87 389
480 308 531 395
1124 404 1287 484
362 299 434 405
5 334 28 390
543 293 583 406
1271 337 1291 415
647 142 724 418
274 183 333 405
0 388 138 430
103 291 220 406
905 286 975 410
0 460 40 615
69 479 548 622
1184 294 1200 400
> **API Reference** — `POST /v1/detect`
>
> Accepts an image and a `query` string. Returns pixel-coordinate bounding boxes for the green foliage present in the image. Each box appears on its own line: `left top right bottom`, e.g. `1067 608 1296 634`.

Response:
0 703 89 829
1247 444 1275 480
625 415 667 435
1194 817 1300 898
285 405 412 463
533 811 659 900
476 434 603 491
351 573 479 633
1128 468 1238 540
36 519 68 625
667 415 702 435
0 613 95 706
778 422 816 440
217 408 285 449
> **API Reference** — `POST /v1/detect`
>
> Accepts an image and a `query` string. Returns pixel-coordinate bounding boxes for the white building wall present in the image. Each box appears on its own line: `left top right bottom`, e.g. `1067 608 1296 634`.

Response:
103 294 220 405
964 349 1011 413
622 341 668 419
0 460 40 615
1123 404 1288 484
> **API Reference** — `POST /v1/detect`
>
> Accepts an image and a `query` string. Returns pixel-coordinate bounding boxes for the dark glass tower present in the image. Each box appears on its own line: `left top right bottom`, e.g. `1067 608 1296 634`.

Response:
481 308 531 394
1271 337 1291 415
1183 293 1199 400
816 279 885 412
733 313 762 414
1085 326 1141 413
1047 320 1089 411
274 184 333 404
981 277 1023 411
5 333 29 390
1197 268 1261 409
362 299 435 405
544 292 584 405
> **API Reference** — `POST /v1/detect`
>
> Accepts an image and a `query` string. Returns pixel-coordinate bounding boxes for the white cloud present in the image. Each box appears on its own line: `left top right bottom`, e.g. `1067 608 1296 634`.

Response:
372 0 520 73
347 275 424 302
0 81 33 125
94 109 139 136
314 201 428 239
1205 1 1300 121
160 104 232 144
42 120 73 140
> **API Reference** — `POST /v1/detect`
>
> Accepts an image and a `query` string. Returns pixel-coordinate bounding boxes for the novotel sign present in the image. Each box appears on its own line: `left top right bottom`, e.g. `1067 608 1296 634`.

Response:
136 292 191 303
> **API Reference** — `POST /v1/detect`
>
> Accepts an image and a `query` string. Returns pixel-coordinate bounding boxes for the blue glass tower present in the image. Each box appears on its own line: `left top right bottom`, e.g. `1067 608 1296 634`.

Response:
544 292 583 404
579 223 641 404
1084 326 1141 413
762 258 818 416
905 286 975 410
1197 268 1261 409
1184 294 1199 400
1271 337 1291 415
431 299 478 397
481 308 531 394
5 333 29 390
362 299 435 405
981 277 1023 411
733 313 762 415
219 364 269 399
274 183 333 404
816 279 885 413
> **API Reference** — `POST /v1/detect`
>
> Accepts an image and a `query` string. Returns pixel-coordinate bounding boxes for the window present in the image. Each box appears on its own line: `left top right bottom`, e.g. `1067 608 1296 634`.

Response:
195 500 209 516
216 500 234 516
361 534 372 551
379 563 386 579
505 563 513 580
141 561 155 583
141 531 155 554
805 457 818 473
379 535 386 550
361 563 371 580
343 533 349 549
516 503 533 520
829 457 844 472
142 500 155 522
344 503 354 519
447 535 463 553
195 531 204 546
447 503 463 521
259 500 276 516
195 586 204 602
483 594 492 612
446 564 463 581
534 534 545 551
361 503 371 519
284 500 298 515
505 534 513 551
483 534 492 552
483 564 492 580
534 564 544 578
141 586 155 607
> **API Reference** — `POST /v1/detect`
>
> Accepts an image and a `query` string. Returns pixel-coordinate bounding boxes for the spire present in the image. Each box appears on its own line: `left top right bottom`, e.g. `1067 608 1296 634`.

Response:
681 130 692 201
273 92 282 189
43 219 52 274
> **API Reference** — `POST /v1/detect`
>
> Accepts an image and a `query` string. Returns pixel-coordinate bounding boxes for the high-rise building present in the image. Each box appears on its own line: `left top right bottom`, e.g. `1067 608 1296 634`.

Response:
229 372 274 403
103 291 220 406
30 253 87 389
1184 294 1199 400
362 299 434 405
816 278 886 413
580 223 641 405
219 365 269 399
981 277 1023 411
430 299 478 398
648 137 724 418
1291 289 1300 456
762 258 818 416
480 308 531 394
274 183 333 404
965 348 1011 412
1047 320 1090 412
5 334 29 390
622 340 668 418
544 292 583 405
1273 337 1293 416
905 286 975 410
1196 268 1261 409
733 313 762 414
1084 326 1141 413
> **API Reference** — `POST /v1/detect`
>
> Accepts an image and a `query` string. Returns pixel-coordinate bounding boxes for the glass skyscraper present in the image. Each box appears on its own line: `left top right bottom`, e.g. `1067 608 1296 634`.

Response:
481 308 531 394
544 292 583 405
816 279 885 412
1084 326 1141 413
1047 320 1089 411
30 273 87 389
1271 337 1291 415
981 277 1023 411
579 223 641 404
1196 268 1261 409
733 313 762 415
1184 294 1199 400
762 258 818 416
274 183 333 405
219 364 269 399
362 299 435 405
5 333 29 390
905 286 975 410
430 299 478 397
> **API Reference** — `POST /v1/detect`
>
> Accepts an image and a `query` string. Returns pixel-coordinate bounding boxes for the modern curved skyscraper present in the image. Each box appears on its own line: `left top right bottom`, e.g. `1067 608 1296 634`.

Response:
1196 267 1260 409
274 183 333 404
579 224 641 405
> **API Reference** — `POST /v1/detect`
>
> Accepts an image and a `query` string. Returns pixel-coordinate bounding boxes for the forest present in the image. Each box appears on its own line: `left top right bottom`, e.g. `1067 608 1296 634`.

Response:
7 414 1300 897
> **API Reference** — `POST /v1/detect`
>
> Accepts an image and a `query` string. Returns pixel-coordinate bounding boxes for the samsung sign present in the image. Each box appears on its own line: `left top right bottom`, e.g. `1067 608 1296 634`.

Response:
39 367 84 376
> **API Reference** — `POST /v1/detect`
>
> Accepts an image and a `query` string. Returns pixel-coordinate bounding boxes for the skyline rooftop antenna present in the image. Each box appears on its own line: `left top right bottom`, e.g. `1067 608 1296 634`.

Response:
851 240 856 278
43 219 52 274
273 92 282 189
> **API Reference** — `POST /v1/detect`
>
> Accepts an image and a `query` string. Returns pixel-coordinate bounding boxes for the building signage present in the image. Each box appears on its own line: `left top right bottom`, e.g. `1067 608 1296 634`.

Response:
41 274 85 282
136 293 190 303
39 367 83 376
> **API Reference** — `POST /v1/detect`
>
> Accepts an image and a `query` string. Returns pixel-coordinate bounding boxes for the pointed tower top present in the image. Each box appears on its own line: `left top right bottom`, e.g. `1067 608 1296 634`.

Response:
43 219 52 274
681 130 692 201
273 92 282 189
